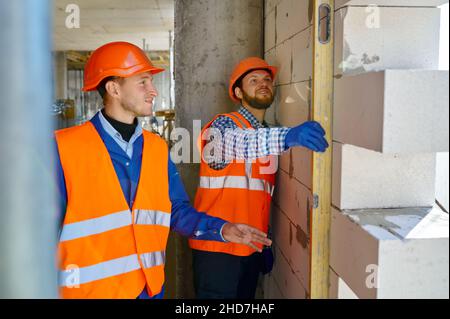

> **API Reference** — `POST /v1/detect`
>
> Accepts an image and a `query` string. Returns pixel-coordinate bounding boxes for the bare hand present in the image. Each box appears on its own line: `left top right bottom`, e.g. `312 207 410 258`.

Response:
221 223 272 252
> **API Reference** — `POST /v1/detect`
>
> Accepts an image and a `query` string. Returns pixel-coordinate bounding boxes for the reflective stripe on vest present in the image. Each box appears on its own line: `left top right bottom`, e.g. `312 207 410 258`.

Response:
134 209 171 227
59 251 166 287
199 175 274 196
60 210 171 242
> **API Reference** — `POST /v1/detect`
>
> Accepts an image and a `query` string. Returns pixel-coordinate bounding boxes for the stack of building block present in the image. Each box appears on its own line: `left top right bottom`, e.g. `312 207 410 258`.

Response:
263 0 448 299
330 0 449 299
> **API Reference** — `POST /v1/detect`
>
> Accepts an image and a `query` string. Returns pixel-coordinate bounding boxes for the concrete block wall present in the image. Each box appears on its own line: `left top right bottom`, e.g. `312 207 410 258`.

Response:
331 1 449 299
330 206 449 299
332 142 437 209
264 0 449 299
264 0 314 299
334 70 449 153
335 6 442 76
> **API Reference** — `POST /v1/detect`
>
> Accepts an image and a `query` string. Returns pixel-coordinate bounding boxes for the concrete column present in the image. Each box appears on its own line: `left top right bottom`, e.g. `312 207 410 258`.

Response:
53 51 67 100
172 0 264 298
0 0 58 298
175 0 264 128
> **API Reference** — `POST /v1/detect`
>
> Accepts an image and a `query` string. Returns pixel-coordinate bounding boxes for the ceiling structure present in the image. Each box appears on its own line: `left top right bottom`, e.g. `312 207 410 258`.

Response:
53 0 174 52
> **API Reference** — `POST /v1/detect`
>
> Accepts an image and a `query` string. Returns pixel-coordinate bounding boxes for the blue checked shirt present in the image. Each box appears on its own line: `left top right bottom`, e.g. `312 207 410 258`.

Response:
207 106 291 170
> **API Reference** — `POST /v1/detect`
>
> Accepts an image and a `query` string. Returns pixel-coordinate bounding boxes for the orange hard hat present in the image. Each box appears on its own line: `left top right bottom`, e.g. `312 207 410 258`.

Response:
82 41 165 91
228 57 278 104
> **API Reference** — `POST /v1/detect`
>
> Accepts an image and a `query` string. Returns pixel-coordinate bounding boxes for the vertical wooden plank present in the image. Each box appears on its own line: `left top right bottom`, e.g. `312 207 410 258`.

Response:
309 0 334 299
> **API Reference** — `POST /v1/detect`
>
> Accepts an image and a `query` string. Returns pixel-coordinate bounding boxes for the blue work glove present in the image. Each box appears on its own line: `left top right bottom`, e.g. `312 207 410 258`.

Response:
285 121 329 152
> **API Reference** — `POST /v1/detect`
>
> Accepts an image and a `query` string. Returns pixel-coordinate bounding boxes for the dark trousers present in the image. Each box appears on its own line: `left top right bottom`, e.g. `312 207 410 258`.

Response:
192 249 263 299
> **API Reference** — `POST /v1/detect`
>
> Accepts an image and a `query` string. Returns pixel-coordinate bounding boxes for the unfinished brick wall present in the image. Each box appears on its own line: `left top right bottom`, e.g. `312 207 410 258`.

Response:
263 0 314 299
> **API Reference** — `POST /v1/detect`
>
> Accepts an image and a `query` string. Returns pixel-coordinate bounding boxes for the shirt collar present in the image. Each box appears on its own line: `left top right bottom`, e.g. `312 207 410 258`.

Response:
238 106 267 129
98 109 143 143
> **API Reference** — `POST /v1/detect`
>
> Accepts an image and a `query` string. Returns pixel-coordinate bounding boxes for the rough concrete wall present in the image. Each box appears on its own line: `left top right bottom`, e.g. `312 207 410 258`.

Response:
175 0 264 130
172 0 264 298
263 0 314 299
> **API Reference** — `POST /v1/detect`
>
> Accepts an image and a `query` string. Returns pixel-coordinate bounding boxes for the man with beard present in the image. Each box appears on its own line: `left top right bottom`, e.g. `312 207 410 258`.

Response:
55 44 272 299
189 57 329 299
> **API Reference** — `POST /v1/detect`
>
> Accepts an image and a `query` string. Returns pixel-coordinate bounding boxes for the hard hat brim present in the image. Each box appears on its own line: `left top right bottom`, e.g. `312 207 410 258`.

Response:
82 65 165 92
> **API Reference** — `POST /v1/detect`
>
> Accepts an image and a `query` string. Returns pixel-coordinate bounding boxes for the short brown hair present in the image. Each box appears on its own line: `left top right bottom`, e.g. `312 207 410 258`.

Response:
97 76 124 104
97 77 115 98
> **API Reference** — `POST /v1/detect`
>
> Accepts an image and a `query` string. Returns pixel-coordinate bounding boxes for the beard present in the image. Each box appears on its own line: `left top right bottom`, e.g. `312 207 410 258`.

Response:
242 89 274 110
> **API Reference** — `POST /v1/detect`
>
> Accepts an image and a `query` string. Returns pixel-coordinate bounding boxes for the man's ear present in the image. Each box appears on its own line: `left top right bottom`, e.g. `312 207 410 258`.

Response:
105 80 120 99
234 86 243 100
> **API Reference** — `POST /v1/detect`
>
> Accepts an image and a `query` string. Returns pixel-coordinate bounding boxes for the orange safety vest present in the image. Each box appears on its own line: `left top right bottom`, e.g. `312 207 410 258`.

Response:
55 121 172 299
189 112 276 257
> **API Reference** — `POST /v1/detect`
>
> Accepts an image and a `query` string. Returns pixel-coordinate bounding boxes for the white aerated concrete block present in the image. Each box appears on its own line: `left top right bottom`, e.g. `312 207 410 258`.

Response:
265 0 281 17
335 0 448 9
292 27 313 82
334 70 450 153
335 7 441 76
332 142 437 210
275 0 311 45
276 82 310 127
275 39 292 86
330 206 449 299
275 0 292 45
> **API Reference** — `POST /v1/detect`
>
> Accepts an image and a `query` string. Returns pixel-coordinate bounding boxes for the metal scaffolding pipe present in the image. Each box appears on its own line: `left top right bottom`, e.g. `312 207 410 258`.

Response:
0 0 58 298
